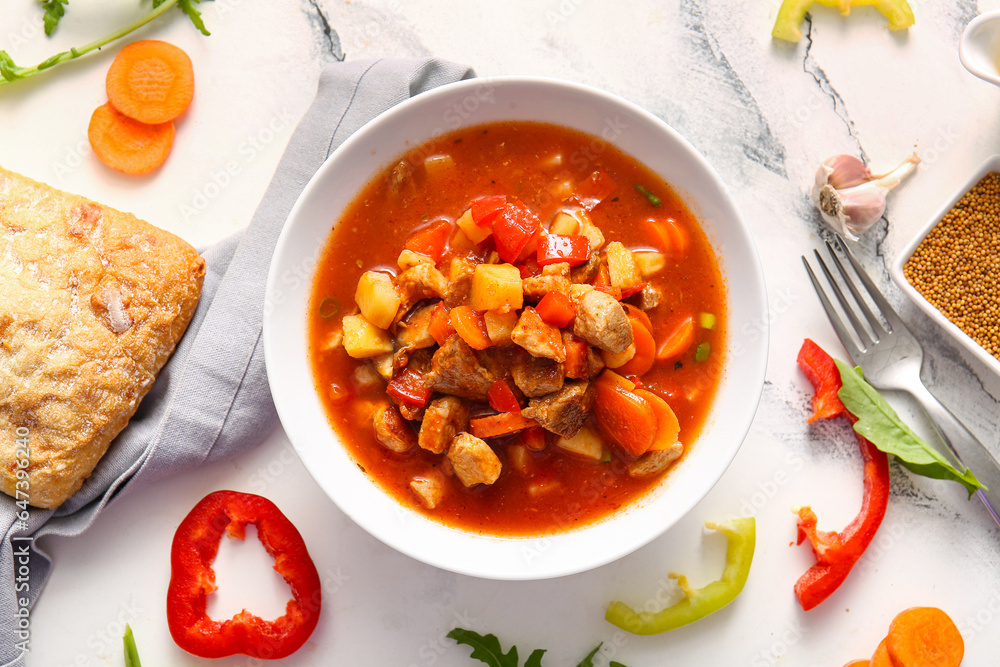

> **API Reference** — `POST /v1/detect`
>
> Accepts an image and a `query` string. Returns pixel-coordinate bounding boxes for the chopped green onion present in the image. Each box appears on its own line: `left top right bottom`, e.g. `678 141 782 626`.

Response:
699 312 716 330
123 624 142 667
634 184 662 207
318 297 340 319
694 341 711 363
600 448 612 464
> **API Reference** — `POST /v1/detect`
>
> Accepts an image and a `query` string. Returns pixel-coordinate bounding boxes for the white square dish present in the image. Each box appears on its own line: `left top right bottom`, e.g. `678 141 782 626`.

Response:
890 154 1000 377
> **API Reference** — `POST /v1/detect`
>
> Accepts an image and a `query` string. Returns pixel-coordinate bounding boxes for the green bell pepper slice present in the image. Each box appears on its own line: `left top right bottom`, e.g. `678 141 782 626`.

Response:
605 517 755 635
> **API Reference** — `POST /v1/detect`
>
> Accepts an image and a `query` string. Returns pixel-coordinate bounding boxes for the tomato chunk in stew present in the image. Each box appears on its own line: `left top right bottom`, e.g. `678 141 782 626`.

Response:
308 122 726 536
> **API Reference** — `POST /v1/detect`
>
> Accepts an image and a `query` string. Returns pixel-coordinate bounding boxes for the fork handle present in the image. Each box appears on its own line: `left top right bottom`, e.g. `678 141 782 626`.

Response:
907 382 1000 527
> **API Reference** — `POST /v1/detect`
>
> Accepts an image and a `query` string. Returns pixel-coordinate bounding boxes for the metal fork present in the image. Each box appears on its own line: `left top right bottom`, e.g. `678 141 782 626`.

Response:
803 236 1000 528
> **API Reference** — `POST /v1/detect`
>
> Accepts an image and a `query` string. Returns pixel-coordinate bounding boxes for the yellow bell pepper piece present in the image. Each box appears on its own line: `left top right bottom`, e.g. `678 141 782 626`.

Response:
772 0 915 42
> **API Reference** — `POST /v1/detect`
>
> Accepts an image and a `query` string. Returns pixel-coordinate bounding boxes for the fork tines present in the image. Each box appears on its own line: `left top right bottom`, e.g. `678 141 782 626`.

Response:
801 236 902 359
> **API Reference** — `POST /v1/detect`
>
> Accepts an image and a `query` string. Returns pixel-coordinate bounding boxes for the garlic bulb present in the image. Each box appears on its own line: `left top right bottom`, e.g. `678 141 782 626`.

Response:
812 153 920 240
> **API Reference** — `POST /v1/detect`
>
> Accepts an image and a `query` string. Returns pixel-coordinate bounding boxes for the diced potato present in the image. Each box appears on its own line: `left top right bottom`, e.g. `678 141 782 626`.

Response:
580 222 605 251
507 444 532 474
634 251 666 278
606 241 641 289
456 208 492 245
555 425 604 461
483 309 519 345
602 342 636 369
569 283 595 305
470 263 523 313
549 210 581 236
423 153 456 179
397 248 434 270
342 314 394 358
355 271 401 329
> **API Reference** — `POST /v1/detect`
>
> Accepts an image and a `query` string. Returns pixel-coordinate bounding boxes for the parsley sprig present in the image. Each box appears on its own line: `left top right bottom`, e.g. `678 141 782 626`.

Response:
0 0 210 87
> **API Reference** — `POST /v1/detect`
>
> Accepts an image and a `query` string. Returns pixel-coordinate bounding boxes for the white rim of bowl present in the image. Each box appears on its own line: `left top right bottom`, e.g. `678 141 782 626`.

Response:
263 75 768 580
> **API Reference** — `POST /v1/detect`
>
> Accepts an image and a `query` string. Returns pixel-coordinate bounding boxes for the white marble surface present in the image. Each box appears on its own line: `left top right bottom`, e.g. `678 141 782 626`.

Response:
5 0 1000 664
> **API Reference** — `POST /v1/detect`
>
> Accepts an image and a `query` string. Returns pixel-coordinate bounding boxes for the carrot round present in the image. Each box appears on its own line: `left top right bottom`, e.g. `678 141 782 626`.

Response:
88 103 174 175
617 316 656 376
450 306 493 350
635 388 679 451
886 607 964 667
594 371 657 456
657 314 695 361
870 638 893 667
106 40 194 124
842 661 870 667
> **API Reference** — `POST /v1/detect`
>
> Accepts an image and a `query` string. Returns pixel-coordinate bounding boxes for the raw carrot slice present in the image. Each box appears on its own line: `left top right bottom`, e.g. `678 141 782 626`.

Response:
843 660 870 667
88 103 174 175
886 607 964 667
656 314 695 361
870 638 893 667
106 40 194 124
617 316 656 376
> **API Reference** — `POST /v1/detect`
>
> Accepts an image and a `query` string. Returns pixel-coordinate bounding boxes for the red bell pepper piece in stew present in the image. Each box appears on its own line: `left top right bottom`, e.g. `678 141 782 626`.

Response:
491 201 541 264
571 168 617 210
471 194 507 227
794 339 890 611
167 490 321 659
537 233 590 267
404 219 452 264
387 366 432 407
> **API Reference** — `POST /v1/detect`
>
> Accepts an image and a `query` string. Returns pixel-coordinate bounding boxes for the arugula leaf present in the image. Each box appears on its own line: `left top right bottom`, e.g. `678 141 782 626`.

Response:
835 359 983 497
40 0 69 36
447 628 543 667
448 630 627 667
177 0 211 36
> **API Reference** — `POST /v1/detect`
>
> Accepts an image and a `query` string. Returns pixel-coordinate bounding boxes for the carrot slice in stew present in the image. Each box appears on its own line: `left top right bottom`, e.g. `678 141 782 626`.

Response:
617 317 656 377
521 426 546 451
106 40 194 124
427 302 456 346
886 607 964 667
564 336 589 379
450 306 493 350
405 220 452 264
622 303 653 334
593 371 657 457
647 217 689 257
656 314 696 361
470 412 538 439
88 103 174 175
535 291 576 328
635 389 680 451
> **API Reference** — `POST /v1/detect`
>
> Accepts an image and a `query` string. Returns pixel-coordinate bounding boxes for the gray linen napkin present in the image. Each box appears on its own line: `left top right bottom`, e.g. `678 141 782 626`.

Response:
1 57 474 666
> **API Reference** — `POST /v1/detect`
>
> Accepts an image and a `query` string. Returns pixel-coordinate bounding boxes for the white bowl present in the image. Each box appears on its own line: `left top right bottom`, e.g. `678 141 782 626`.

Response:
960 10 1000 88
263 76 768 580
890 154 1000 378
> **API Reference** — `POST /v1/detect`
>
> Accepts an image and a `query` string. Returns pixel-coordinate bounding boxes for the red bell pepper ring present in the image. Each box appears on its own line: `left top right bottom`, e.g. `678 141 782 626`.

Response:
794 339 890 611
471 194 507 227
492 201 541 264
167 490 321 659
537 234 590 267
571 168 617 210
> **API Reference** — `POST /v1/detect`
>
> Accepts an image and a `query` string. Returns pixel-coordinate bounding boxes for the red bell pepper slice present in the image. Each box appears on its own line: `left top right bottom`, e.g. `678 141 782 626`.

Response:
488 379 522 414
387 367 432 407
537 234 590 267
571 168 617 210
404 219 452 264
492 201 541 264
167 491 321 659
471 195 507 227
619 282 646 299
794 339 890 611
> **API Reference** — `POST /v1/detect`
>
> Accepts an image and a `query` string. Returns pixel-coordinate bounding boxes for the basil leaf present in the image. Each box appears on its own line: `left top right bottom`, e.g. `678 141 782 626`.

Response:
835 359 983 497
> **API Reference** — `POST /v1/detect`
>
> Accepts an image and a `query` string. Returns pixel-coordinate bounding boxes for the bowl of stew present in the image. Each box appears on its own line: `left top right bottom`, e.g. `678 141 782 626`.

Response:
264 76 768 580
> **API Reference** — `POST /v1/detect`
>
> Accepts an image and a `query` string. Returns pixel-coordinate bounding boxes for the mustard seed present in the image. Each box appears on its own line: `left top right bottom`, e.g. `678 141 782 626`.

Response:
903 172 1000 360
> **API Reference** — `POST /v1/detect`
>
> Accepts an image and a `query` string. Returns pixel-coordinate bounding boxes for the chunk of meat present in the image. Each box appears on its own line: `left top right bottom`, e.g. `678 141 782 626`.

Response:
447 433 502 487
424 335 501 400
373 403 416 452
511 307 566 362
410 472 447 509
573 290 633 353
397 402 425 421
511 349 565 397
444 256 476 308
570 253 601 284
388 160 413 196
521 381 596 438
627 443 683 478
586 346 606 377
637 284 662 311
418 396 470 454
522 262 572 301
395 302 437 351
396 263 448 313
